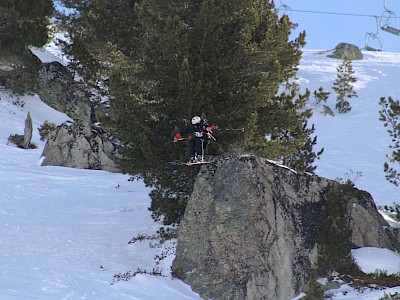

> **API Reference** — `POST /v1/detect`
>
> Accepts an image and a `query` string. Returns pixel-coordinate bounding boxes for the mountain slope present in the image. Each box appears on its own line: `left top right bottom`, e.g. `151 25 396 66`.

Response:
300 50 400 206
0 49 399 299
0 91 201 299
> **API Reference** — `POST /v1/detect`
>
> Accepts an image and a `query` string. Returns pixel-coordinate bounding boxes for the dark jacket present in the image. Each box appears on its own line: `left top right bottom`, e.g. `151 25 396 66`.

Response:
180 120 211 139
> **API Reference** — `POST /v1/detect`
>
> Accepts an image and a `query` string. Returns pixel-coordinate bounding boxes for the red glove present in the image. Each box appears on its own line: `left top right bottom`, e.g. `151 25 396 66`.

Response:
206 125 218 131
173 133 182 142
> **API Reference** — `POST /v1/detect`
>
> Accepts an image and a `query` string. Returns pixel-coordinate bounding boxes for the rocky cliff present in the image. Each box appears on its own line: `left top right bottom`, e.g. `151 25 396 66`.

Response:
172 156 399 300
41 123 120 172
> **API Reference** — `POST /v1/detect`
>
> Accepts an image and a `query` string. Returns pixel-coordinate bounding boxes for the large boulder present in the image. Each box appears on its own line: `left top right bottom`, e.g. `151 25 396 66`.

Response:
172 156 399 300
327 43 363 60
41 122 121 172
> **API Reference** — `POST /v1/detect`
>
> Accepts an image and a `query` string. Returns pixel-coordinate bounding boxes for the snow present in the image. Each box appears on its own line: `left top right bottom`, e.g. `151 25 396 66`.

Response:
30 45 68 66
352 247 400 275
327 286 400 300
0 91 202 299
1 45 399 298
379 209 400 228
294 50 400 299
299 50 400 207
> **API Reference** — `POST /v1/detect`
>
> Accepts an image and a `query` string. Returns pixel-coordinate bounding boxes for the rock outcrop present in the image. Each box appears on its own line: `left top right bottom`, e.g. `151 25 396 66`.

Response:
7 112 34 149
1 51 113 126
327 42 363 60
23 111 33 149
172 156 399 300
41 123 120 172
35 62 95 125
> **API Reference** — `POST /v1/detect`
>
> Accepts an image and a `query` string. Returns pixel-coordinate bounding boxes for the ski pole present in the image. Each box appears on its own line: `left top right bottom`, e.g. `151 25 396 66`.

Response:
216 127 245 132
208 132 217 141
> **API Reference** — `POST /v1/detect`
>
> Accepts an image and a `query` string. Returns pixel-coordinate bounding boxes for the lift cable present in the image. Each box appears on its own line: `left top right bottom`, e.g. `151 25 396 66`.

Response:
290 9 399 20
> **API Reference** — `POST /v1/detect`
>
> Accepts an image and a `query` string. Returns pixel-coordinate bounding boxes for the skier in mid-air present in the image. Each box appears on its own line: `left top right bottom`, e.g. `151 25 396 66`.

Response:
173 116 218 164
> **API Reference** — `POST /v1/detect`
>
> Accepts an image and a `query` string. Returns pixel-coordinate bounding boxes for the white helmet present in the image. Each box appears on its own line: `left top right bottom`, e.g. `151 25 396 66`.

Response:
191 116 201 125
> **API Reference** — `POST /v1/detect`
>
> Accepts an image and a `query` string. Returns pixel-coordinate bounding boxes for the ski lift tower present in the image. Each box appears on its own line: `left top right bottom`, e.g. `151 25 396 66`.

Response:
364 16 383 51
277 0 298 30
380 0 400 35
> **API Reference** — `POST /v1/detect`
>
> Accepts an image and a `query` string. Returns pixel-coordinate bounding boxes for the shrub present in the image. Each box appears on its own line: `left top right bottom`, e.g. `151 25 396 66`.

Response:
38 120 56 141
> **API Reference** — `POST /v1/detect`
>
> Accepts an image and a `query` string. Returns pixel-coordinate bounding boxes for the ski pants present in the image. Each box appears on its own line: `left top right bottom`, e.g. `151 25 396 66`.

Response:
188 138 209 158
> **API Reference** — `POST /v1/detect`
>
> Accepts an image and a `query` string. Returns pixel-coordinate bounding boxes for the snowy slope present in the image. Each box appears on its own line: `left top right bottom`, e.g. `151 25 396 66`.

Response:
0 49 400 299
0 91 201 299
299 50 400 207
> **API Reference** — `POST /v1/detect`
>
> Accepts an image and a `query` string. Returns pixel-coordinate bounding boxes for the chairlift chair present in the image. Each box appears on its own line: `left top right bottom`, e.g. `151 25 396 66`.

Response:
364 33 382 51
380 0 400 35
277 0 298 30
364 16 383 51
381 24 400 35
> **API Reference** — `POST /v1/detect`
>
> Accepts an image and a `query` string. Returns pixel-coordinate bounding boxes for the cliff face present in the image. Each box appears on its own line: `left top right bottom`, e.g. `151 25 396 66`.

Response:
172 156 399 300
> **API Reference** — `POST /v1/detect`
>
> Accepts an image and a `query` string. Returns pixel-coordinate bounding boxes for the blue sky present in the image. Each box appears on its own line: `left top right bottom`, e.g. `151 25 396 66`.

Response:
281 0 400 52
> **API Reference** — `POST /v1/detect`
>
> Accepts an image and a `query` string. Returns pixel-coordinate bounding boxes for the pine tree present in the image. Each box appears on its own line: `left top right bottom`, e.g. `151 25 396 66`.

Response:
313 87 333 116
57 0 141 86
59 0 324 224
304 272 324 300
317 183 360 276
379 96 400 186
332 58 358 114
0 0 54 53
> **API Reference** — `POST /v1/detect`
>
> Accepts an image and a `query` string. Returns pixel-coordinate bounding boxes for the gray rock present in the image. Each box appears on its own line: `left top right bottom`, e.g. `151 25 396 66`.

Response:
35 62 114 126
41 123 121 172
7 112 34 149
35 62 92 125
327 43 363 60
23 112 33 149
172 156 399 300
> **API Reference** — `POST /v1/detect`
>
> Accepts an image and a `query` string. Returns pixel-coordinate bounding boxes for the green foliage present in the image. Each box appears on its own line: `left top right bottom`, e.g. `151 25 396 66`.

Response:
383 203 400 221
379 96 400 186
57 0 141 87
255 83 324 173
304 281 324 300
314 87 330 105
58 0 324 224
0 51 43 95
0 0 54 53
313 87 334 116
38 120 56 141
317 182 362 276
332 58 358 114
